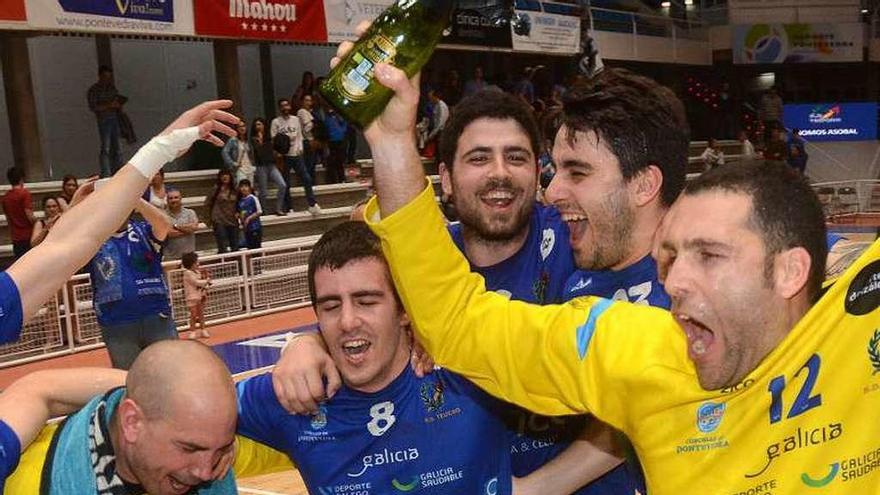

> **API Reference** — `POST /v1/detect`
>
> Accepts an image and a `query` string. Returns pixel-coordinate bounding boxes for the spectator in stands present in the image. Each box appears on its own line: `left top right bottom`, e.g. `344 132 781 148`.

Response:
2 167 35 261
56 175 78 211
423 88 449 159
205 169 240 254
738 130 757 162
759 86 783 146
345 124 359 178
323 107 349 184
222 120 255 186
764 128 788 165
29 197 62 248
87 65 125 178
443 69 463 107
717 82 737 139
298 95 319 185
88 199 173 370
0 100 239 347
463 66 486 97
250 117 287 216
237 179 262 250
514 67 535 104
143 170 167 210
182 252 211 339
787 128 808 175
700 138 725 171
271 98 320 216
163 188 199 261
293 71 316 109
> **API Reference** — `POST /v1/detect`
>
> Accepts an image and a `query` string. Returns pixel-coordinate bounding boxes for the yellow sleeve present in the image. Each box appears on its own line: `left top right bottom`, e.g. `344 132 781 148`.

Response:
366 182 685 429
232 434 294 478
4 423 56 495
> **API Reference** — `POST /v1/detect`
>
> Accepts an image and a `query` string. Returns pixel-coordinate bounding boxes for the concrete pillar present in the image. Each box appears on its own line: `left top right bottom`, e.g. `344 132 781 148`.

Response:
259 42 275 120
1 34 44 181
213 40 242 115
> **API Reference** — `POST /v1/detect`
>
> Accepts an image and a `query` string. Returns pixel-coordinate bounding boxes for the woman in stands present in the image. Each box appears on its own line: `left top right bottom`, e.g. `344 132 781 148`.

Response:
205 169 240 253
29 197 62 248
143 169 167 210
250 117 287 216
56 175 78 211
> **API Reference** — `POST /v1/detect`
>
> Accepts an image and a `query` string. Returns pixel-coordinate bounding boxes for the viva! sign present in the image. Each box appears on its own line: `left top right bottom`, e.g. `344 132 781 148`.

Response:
194 0 327 41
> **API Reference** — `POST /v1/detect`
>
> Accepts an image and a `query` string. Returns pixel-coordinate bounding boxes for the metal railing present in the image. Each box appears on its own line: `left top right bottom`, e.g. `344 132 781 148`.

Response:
0 236 321 368
589 6 709 41
813 179 880 217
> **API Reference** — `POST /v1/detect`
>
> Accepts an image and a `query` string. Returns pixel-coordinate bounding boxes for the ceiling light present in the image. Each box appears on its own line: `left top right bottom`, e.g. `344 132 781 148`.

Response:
661 1 671 7
685 0 694 5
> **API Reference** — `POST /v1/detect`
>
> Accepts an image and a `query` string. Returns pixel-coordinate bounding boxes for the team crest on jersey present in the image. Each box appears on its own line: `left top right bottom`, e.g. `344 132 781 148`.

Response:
310 405 328 430
540 228 555 260
532 271 549 304
696 402 725 433
420 380 445 412
868 329 880 375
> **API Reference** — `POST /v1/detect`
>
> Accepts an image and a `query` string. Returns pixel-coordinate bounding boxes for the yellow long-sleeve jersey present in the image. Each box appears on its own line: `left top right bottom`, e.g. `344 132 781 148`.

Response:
366 181 880 494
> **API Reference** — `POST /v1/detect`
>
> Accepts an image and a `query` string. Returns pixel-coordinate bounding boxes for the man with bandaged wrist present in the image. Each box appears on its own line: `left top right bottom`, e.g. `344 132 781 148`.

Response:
0 101 240 346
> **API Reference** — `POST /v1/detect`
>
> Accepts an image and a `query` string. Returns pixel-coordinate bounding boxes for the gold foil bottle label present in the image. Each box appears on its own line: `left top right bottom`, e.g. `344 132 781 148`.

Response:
340 35 398 102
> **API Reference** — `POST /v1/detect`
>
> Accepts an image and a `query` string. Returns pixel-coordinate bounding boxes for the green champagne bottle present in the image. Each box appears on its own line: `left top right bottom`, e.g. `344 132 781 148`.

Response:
319 0 455 129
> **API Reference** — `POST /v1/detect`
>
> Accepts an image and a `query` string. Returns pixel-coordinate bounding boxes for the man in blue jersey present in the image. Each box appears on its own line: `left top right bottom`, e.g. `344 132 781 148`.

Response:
0 100 239 346
550 68 688 309
237 222 605 494
0 367 126 491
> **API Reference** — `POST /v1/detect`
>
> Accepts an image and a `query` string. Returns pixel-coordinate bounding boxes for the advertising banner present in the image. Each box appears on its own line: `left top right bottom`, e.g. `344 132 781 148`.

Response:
25 0 194 35
195 0 327 41
511 0 580 55
444 5 513 49
0 0 26 22
732 23 863 64
324 0 394 43
783 103 877 142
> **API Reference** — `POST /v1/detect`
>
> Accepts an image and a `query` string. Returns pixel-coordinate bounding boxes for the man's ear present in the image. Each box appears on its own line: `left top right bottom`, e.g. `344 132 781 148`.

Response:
117 398 147 444
772 247 811 300
439 162 453 200
629 164 663 207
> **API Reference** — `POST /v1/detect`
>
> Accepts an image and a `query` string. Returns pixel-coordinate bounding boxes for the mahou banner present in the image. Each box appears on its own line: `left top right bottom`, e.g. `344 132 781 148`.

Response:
194 0 328 41
0 0 26 22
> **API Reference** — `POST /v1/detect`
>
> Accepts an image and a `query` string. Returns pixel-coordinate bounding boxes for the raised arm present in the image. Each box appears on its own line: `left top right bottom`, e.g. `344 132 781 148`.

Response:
134 198 172 241
0 367 126 449
4 100 238 338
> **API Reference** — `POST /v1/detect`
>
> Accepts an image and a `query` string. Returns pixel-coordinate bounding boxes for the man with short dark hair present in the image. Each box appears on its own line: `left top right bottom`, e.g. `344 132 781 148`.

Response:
2 167 35 260
163 188 199 261
88 65 125 178
359 54 880 490
271 98 320 216
4 340 239 494
237 222 601 494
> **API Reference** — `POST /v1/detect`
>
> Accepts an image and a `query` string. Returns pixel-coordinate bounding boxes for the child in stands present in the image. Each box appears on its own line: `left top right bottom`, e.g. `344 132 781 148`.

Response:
181 252 211 339
238 179 263 249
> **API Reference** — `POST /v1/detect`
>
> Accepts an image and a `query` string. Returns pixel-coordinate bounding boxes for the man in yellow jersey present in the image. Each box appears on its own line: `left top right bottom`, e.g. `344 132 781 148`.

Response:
352 54 880 494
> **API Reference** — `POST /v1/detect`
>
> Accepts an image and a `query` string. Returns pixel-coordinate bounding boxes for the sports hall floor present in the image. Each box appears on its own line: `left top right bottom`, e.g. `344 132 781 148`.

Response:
0 307 319 495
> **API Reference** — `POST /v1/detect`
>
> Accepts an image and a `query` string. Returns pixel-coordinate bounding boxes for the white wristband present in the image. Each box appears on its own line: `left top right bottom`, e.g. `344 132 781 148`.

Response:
128 127 201 178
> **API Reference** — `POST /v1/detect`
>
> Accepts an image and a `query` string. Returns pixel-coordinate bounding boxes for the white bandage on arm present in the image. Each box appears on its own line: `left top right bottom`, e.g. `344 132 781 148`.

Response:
128 127 201 178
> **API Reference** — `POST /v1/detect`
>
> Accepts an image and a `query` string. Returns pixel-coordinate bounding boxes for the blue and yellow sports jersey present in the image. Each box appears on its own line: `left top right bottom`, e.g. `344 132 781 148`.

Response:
448 202 576 305
0 273 23 345
564 255 670 309
450 203 635 492
236 367 513 494
367 182 880 494
0 420 20 492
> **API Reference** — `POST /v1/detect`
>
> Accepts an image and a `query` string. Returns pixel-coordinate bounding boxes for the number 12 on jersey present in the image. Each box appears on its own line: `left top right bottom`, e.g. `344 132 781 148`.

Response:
767 353 822 424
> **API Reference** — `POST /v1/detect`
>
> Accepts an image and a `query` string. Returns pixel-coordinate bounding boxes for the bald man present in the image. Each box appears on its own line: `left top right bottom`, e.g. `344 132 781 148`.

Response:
5 340 240 495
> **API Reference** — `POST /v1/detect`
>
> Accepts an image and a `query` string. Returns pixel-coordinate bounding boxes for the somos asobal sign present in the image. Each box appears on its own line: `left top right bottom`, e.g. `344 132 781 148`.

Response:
783 103 878 142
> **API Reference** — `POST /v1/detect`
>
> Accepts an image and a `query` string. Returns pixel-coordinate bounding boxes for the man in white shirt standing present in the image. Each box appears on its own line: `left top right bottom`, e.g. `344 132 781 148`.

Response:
297 95 319 186
425 88 449 155
271 98 320 216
